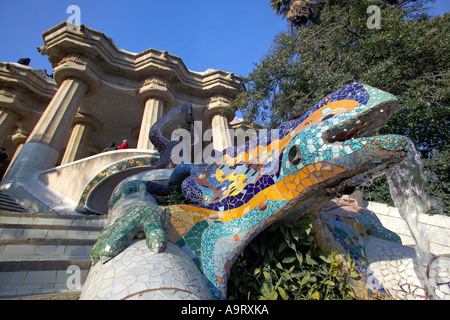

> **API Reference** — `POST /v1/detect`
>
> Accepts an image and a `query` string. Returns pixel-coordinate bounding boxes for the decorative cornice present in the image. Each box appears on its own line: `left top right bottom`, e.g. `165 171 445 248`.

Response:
137 76 178 107
0 85 42 120
203 94 235 123
0 62 57 98
60 52 89 66
11 129 29 145
142 76 169 87
209 94 232 105
0 87 15 98
52 52 102 96
40 22 245 98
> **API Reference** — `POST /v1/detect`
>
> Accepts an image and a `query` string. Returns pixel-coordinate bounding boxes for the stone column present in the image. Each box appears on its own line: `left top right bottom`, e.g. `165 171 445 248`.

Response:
137 77 176 151
204 95 235 152
3 78 87 180
211 113 233 151
60 113 100 165
137 98 164 150
27 78 87 149
0 108 21 147
4 53 100 181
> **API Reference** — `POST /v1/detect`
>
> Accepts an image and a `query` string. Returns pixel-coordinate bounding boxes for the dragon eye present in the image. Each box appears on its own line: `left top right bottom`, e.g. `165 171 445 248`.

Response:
288 145 302 166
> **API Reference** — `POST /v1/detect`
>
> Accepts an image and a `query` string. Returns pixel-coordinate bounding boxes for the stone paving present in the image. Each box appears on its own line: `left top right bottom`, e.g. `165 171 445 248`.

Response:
0 211 107 298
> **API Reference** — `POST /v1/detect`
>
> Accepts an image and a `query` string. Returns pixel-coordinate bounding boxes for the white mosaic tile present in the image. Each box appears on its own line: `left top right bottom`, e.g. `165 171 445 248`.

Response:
80 240 212 300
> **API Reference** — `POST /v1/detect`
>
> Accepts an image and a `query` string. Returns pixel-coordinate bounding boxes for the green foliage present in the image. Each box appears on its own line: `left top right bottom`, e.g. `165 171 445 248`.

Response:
157 189 196 206
236 1 449 135
360 175 394 207
227 215 355 300
233 0 449 214
422 146 450 216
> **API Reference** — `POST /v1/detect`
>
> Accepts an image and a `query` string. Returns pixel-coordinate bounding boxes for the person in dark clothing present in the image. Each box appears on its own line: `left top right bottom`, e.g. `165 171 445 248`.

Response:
17 58 31 66
0 148 8 164
102 142 116 152
44 69 53 78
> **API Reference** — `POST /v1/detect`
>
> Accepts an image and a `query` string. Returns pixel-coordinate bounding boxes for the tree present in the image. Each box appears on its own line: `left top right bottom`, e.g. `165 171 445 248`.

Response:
269 0 319 28
234 0 449 213
269 0 432 29
237 0 448 152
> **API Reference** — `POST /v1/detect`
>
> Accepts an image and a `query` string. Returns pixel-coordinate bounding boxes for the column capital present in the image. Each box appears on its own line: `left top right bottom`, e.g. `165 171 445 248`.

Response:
73 113 102 133
11 130 29 146
203 94 235 123
53 53 101 97
137 76 177 108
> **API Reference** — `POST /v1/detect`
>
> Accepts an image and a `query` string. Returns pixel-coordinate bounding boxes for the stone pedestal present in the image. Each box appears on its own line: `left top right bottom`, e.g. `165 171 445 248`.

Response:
80 239 212 300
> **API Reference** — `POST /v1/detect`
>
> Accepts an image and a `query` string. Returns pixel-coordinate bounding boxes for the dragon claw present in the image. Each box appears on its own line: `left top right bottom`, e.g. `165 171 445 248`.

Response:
90 203 169 264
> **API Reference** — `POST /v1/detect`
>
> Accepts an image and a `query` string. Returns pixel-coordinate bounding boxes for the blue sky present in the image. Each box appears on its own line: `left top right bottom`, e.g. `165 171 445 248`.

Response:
0 0 449 79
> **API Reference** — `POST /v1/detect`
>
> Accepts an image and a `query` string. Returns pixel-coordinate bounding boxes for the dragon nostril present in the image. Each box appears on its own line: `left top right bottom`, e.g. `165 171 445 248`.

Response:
288 145 302 166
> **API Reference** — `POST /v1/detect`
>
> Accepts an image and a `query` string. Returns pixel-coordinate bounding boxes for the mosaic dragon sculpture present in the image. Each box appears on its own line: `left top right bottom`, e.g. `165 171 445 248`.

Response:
80 83 447 300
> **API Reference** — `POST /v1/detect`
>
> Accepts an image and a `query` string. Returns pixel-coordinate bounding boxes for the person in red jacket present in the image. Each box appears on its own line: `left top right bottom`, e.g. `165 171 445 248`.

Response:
116 139 129 150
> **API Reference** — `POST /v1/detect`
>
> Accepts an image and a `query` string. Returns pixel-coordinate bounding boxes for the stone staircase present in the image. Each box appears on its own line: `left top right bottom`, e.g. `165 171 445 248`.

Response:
0 211 108 299
0 192 27 212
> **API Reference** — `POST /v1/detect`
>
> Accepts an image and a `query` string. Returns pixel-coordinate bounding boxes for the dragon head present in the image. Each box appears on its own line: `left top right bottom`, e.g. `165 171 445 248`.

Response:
274 82 408 221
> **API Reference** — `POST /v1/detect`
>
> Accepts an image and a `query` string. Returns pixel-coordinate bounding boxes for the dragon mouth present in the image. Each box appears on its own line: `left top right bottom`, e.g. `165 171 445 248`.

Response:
323 97 410 171
324 99 399 143
312 98 410 196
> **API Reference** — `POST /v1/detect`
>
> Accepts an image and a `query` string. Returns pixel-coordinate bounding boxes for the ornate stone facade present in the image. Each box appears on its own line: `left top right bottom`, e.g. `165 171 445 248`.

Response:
0 22 244 214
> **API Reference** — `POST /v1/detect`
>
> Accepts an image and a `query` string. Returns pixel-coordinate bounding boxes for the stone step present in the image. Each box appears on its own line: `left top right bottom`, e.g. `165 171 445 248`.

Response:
0 259 92 272
0 238 96 246
0 290 81 300
0 211 106 242
0 205 26 213
0 192 27 212
0 260 91 297
0 195 26 207
0 211 107 298
0 225 102 242
0 243 94 261
0 211 108 228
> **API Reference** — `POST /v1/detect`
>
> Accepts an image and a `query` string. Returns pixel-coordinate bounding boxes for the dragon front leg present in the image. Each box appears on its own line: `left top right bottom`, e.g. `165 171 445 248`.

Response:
91 181 170 265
